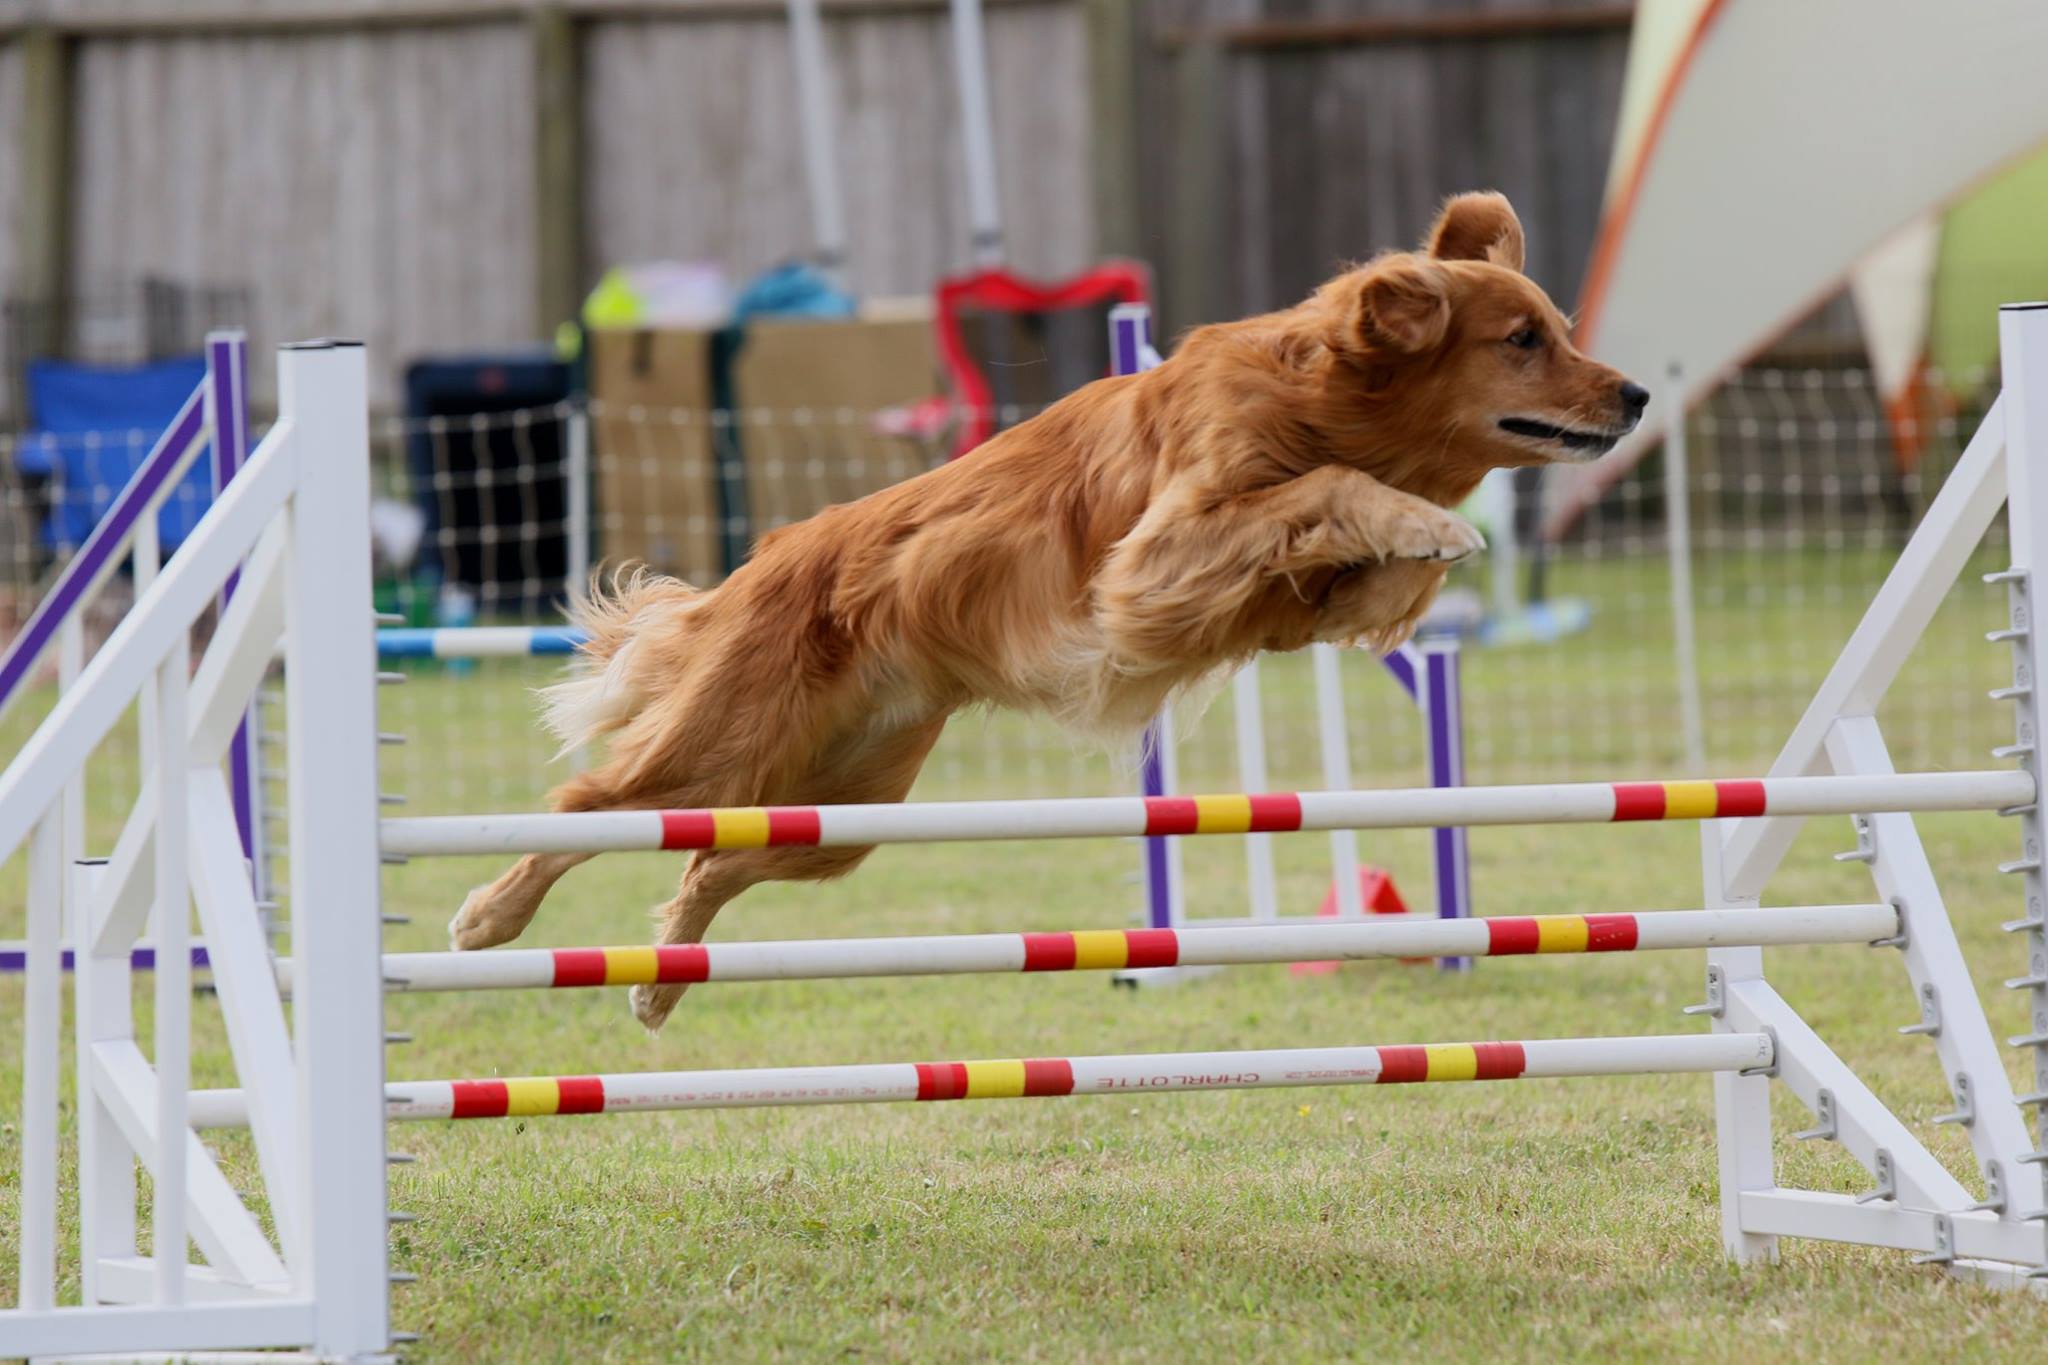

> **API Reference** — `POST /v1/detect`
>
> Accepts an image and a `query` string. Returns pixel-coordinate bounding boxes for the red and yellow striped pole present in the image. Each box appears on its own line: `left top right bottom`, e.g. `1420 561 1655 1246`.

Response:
379 771 2033 858
185 1032 1775 1128
336 905 1897 994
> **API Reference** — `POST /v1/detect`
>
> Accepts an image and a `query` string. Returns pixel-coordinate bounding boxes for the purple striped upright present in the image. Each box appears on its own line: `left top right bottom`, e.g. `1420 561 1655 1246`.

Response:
1110 305 1176 931
206 333 258 867
1425 640 1472 970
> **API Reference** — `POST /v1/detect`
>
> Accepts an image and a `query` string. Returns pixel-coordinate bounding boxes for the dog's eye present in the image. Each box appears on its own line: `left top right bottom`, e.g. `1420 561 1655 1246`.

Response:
1506 327 1542 350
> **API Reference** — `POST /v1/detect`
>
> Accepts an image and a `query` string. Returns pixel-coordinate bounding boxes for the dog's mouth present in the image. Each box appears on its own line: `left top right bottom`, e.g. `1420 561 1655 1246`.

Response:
1497 417 1623 459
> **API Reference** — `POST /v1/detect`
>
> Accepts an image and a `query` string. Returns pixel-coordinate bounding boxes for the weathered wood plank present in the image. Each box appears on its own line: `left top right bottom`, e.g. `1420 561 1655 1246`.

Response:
68 24 538 404
533 3 583 332
1162 3 1635 49
10 27 73 357
585 3 1091 301
0 36 27 421
1083 0 1140 260
1139 0 1631 325
8 0 1070 40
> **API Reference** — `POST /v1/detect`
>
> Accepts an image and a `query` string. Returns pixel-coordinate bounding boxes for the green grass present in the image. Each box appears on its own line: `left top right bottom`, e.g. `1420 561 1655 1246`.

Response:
6 544 2048 1359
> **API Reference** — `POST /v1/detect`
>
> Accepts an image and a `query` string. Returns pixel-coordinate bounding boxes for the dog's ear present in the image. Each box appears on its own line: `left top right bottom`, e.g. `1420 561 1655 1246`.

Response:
1355 257 1451 354
1425 192 1525 273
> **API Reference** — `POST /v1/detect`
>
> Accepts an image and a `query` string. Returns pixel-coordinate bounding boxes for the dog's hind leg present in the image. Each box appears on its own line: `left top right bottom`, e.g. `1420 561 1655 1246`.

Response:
447 763 645 950
629 713 946 1031
627 844 876 1030
448 852 593 950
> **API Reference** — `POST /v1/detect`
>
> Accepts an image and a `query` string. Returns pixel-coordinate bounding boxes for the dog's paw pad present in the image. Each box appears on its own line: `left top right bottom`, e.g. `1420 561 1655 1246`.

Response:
448 888 518 951
630 982 685 1033
446 894 478 951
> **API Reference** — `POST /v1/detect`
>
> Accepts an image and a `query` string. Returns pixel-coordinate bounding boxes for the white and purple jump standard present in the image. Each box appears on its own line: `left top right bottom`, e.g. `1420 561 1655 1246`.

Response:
13 308 2048 1358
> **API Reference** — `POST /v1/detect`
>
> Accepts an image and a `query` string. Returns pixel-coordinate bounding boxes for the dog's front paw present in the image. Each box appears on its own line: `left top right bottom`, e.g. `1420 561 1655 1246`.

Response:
1386 507 1485 563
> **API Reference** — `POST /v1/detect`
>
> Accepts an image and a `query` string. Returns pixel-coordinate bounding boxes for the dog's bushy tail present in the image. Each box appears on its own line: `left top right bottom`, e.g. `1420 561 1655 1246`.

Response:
539 565 700 755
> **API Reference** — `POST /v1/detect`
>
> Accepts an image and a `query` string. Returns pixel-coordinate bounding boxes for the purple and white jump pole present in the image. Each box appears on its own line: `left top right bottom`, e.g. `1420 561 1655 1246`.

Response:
1111 304 1474 966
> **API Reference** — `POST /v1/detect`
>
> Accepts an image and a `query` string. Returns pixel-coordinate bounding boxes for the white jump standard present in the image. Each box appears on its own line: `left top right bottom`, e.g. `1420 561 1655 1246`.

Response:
14 306 2048 1358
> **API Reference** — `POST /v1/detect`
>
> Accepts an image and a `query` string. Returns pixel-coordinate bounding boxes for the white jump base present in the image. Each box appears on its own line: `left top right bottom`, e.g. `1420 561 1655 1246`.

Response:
185 1033 1776 1129
345 906 1899 993
379 770 2035 857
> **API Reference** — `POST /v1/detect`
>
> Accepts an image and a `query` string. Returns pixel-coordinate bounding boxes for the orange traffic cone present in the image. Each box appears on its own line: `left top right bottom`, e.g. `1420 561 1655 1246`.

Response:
1292 866 1410 975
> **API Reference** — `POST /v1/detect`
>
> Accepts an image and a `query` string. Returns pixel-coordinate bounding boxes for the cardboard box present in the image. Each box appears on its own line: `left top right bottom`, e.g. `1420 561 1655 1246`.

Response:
731 313 941 534
586 327 725 584
587 310 942 584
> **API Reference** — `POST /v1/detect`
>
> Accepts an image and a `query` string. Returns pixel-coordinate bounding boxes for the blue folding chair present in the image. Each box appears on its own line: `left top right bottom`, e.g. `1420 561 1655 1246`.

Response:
17 355 211 552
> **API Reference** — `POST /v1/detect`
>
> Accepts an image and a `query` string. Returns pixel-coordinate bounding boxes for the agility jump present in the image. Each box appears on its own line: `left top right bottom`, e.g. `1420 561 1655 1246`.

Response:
10 307 2048 1357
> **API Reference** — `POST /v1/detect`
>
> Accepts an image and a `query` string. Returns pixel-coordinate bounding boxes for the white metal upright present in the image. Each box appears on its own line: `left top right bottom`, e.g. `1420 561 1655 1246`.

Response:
1231 663 1280 920
1991 302 2048 1253
279 342 392 1354
1312 643 1367 918
786 0 849 283
151 628 192 1304
19 814 61 1312
1665 363 1707 770
948 0 1005 266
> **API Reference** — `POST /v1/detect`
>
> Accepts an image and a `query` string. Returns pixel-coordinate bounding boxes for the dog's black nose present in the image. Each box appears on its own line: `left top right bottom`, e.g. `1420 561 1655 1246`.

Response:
1618 381 1650 415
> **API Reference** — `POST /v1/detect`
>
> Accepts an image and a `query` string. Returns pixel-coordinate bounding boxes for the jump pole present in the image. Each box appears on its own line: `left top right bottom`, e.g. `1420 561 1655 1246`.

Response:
380 770 2035 857
348 906 1897 993
375 626 585 658
184 1032 1775 1130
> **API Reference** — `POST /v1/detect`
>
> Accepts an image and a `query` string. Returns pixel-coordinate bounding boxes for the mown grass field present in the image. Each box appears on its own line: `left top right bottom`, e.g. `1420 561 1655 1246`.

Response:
5 546 2048 1361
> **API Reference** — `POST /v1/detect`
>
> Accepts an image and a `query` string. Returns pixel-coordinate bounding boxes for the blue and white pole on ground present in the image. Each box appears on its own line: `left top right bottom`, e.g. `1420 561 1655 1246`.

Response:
375 626 587 659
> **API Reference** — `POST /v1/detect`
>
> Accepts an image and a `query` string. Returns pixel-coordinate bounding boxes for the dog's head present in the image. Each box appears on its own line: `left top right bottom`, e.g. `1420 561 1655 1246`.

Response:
1323 193 1647 469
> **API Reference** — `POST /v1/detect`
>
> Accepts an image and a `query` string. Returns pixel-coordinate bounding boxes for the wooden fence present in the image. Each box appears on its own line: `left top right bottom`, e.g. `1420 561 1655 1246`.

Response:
0 1 1634 409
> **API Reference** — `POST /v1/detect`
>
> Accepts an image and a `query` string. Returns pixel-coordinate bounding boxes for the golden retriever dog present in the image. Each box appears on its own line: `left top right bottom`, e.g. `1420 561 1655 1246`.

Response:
449 191 1647 1029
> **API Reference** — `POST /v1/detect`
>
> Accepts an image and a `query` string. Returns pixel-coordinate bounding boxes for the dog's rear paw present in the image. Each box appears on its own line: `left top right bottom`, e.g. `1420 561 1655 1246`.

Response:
630 982 686 1032
448 887 523 951
1388 508 1485 563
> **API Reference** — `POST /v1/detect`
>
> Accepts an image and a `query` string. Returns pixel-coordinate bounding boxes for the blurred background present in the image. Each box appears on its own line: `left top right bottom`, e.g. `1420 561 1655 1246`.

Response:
2 0 2044 867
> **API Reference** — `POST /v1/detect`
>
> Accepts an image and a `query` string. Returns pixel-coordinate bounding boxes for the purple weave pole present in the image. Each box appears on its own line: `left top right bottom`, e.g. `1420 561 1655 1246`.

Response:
0 390 209 723
1111 304 1176 930
206 333 258 869
1424 638 1473 971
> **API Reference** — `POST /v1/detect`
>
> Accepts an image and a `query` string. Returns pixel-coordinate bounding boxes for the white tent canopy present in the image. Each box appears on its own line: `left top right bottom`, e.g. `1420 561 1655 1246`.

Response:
1551 0 2048 534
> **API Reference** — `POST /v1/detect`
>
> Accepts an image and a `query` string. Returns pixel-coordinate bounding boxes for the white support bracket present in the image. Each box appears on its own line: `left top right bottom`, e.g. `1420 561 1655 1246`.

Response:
188 772 305 1258
89 1043 288 1292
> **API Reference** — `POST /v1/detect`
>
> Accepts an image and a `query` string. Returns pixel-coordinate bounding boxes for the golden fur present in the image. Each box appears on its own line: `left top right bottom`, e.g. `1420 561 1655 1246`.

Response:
450 192 1646 1029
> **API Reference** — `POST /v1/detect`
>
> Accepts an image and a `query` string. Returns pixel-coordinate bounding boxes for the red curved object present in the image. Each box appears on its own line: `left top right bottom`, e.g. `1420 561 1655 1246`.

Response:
935 261 1153 458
